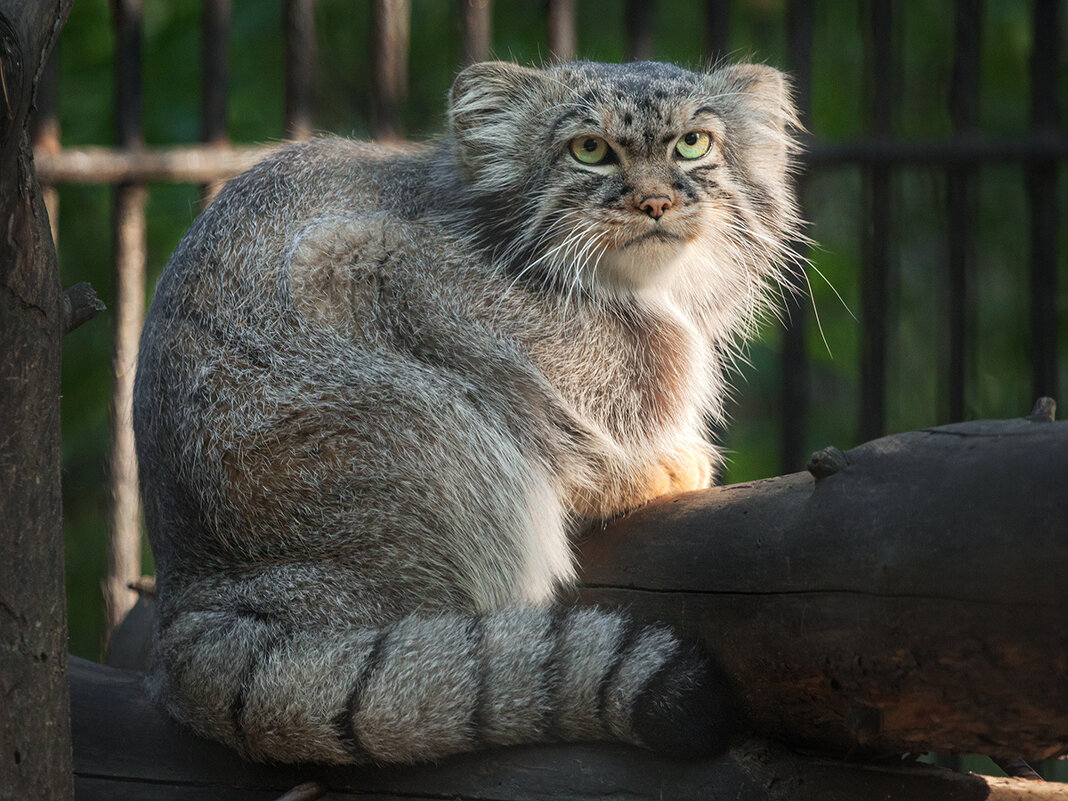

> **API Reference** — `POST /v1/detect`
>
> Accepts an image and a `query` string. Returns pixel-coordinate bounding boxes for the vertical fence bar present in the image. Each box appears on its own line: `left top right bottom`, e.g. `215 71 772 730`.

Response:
461 0 492 65
625 0 655 61
370 0 410 141
946 0 981 422
780 0 812 472
547 0 576 62
705 0 730 63
859 0 894 442
201 0 231 204
284 0 315 140
107 0 147 642
31 46 60 247
1028 0 1059 401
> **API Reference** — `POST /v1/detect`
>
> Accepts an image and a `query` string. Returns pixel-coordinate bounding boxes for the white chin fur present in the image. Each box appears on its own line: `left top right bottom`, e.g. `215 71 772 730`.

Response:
595 238 692 294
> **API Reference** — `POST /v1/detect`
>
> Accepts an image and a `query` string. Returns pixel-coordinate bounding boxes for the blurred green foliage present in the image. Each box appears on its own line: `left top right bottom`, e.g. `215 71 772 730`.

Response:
55 2 1065 739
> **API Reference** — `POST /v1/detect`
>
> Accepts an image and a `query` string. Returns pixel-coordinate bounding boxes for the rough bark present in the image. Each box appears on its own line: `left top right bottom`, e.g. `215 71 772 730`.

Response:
69 657 1068 801
0 1 74 799
579 411 1068 761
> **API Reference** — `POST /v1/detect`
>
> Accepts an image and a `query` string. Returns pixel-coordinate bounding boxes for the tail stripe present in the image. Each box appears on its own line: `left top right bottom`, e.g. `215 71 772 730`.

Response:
595 619 639 731
539 606 568 740
230 620 289 742
333 623 394 756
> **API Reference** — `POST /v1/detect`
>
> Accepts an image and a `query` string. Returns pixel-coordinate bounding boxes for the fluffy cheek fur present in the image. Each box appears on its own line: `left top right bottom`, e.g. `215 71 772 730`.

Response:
533 165 762 302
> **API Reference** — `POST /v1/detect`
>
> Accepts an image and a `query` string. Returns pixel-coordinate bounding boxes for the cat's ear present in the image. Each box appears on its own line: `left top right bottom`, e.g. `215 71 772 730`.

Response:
448 61 548 182
709 63 800 177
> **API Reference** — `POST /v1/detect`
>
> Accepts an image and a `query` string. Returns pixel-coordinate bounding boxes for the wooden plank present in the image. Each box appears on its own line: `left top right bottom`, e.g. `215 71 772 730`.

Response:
370 0 410 141
547 0 575 62
107 0 147 642
284 0 315 140
460 0 492 65
34 144 275 184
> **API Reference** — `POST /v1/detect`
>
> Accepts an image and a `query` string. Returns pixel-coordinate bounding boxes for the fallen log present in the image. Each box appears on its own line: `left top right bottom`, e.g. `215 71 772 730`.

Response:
69 657 1067 801
579 403 1068 760
75 406 1068 797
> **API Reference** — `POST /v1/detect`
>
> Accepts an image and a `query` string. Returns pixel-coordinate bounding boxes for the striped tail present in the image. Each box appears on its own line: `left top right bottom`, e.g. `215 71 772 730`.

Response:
151 604 734 764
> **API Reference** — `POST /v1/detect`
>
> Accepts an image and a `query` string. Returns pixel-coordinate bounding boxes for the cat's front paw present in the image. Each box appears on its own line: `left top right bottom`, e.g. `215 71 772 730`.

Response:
650 444 714 497
572 444 715 520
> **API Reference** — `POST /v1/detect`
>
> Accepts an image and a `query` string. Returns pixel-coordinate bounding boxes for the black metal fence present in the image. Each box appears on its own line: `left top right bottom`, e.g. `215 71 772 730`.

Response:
35 1 1066 668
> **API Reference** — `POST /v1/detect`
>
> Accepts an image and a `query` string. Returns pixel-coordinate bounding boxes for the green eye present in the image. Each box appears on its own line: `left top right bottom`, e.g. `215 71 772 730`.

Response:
675 131 712 160
569 135 610 165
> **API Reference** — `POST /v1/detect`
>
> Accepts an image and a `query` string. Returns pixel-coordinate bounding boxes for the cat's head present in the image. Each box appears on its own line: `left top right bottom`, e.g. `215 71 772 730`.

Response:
446 60 801 303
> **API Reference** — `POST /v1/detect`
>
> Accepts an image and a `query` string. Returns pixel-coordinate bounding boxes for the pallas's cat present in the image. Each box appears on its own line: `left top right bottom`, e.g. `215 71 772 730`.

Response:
133 60 800 764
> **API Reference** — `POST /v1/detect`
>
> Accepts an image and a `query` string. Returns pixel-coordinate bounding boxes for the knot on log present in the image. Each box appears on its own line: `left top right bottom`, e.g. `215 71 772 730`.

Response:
1028 396 1056 423
62 281 106 335
806 445 849 481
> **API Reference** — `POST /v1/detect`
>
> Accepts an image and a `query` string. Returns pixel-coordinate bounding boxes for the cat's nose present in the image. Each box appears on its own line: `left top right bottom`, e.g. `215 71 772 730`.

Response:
638 195 672 220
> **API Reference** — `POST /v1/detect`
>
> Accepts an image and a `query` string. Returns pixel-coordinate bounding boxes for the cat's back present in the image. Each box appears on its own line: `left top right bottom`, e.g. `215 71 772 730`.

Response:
153 137 431 316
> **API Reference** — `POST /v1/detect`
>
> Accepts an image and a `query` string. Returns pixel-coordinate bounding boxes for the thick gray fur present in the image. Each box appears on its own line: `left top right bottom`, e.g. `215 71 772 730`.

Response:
134 60 801 765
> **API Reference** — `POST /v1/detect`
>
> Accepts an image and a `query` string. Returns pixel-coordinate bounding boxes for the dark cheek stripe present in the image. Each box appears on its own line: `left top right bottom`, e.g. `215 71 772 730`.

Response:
672 174 699 202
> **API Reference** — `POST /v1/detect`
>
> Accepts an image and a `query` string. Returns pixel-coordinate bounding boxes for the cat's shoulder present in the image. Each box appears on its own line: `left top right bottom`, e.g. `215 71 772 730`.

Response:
206 136 431 224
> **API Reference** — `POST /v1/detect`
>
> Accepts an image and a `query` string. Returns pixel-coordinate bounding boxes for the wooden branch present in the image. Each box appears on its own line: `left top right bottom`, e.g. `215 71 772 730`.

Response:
62 281 105 334
69 657 1068 801
580 409 1068 761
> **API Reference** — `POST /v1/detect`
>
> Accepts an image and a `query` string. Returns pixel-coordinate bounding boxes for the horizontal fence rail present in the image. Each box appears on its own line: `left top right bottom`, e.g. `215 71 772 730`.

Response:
34 135 1068 187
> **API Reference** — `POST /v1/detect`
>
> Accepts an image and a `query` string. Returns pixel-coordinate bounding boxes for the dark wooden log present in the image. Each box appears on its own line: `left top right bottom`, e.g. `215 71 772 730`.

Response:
69 657 1068 801
0 2 75 799
580 409 1068 761
72 409 1068 797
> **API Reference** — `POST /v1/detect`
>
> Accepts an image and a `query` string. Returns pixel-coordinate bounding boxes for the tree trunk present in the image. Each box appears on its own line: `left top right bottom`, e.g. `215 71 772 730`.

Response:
0 2 74 799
